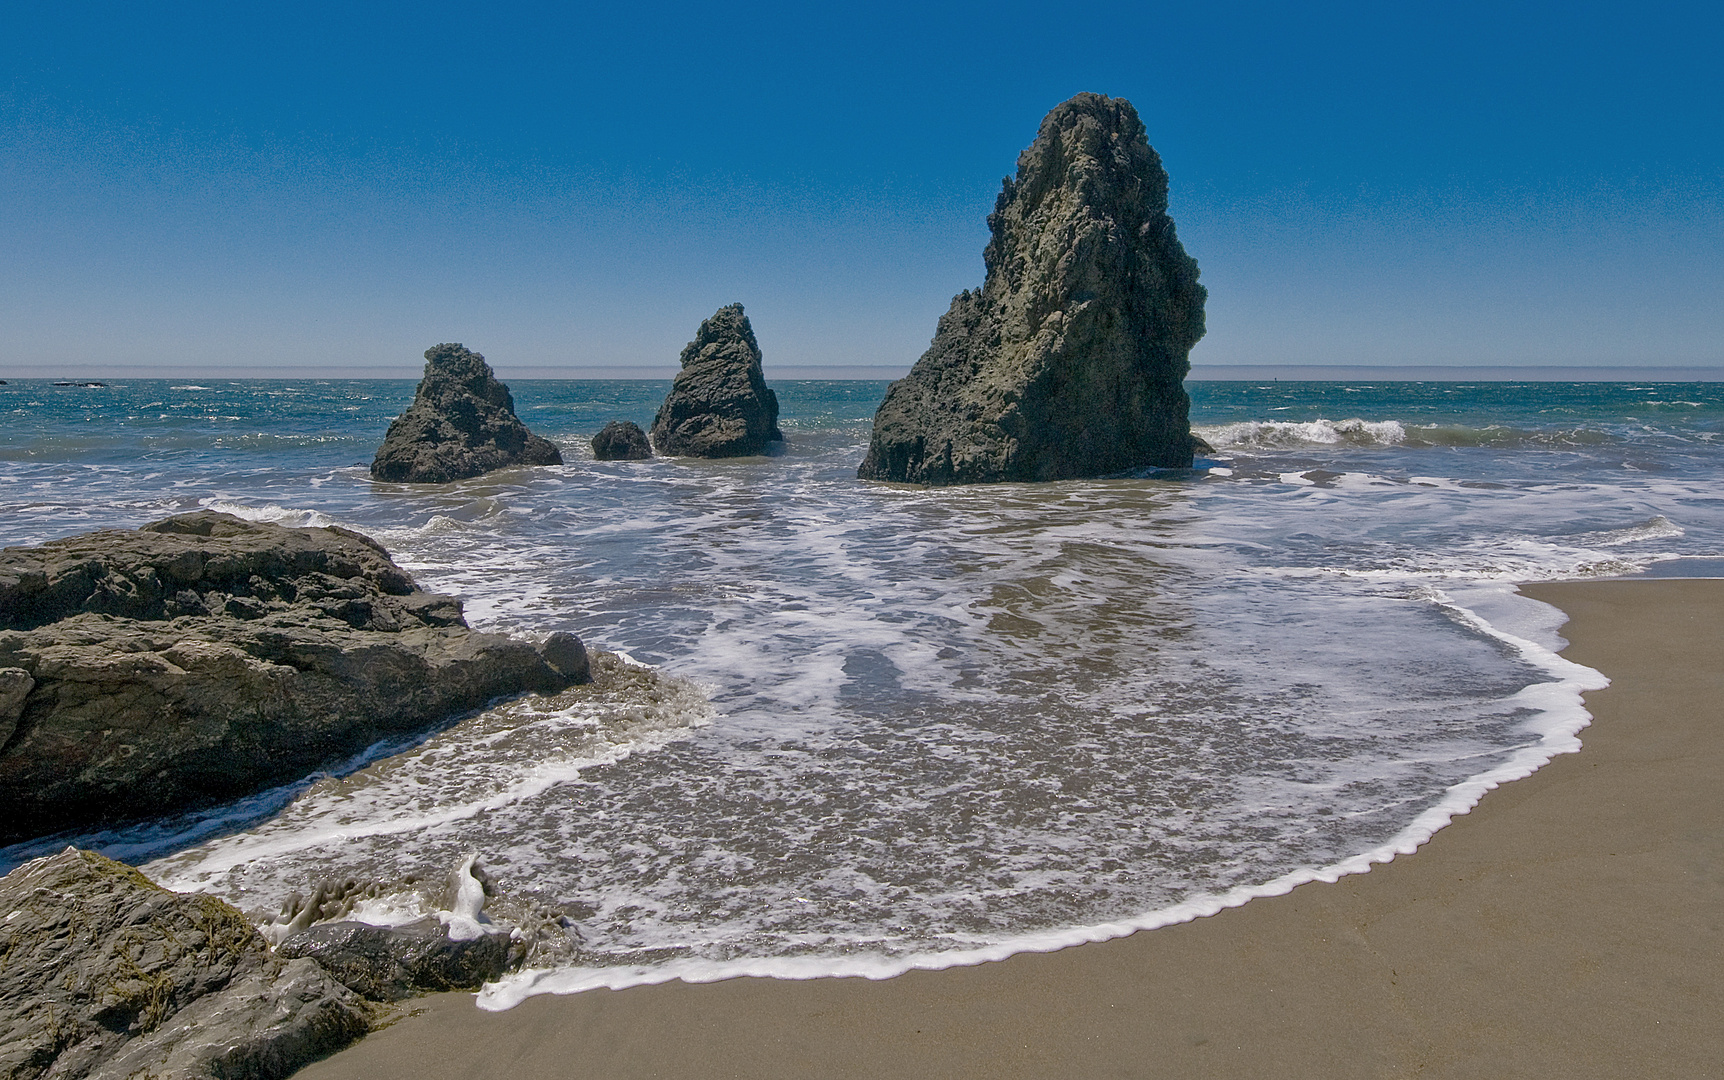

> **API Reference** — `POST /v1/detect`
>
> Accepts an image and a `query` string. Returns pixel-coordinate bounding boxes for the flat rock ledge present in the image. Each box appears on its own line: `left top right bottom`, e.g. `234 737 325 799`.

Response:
0 511 589 845
650 304 783 458
859 93 1207 485
371 343 563 483
0 847 372 1080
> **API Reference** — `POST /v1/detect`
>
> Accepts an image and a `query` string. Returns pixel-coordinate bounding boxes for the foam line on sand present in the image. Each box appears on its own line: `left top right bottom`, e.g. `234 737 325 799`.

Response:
295 578 1723 1079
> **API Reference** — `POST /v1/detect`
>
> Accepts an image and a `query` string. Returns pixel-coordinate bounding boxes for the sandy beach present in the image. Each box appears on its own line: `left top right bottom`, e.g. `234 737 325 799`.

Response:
296 578 1723 1079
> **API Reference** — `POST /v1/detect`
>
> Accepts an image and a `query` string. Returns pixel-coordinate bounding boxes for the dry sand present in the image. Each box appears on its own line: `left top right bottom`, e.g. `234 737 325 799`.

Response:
296 578 1723 1079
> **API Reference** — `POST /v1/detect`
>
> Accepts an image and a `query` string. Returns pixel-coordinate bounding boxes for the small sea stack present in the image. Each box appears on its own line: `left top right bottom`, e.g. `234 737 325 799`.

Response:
858 93 1207 485
371 343 563 483
650 304 783 458
592 420 653 460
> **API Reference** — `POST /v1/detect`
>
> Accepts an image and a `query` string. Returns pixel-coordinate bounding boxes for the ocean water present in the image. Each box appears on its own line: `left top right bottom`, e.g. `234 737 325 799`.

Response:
2 377 1720 1005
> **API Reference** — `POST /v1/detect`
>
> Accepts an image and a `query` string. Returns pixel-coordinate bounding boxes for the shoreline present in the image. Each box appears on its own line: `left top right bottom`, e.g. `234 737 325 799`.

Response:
297 578 1723 1078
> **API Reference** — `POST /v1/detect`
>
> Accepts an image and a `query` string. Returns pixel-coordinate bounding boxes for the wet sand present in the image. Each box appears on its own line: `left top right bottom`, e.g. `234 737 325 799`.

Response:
296 578 1723 1079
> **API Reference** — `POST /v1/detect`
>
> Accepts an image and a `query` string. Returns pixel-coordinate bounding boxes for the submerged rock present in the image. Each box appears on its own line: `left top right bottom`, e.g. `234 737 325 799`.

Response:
371 343 563 483
591 420 653 460
0 511 589 844
859 93 1207 485
275 856 514 1002
277 920 513 1003
650 304 783 457
0 848 369 1080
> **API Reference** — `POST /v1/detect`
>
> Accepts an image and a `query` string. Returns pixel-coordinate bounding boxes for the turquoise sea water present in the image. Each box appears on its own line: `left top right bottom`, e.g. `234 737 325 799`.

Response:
2 377 1719 1001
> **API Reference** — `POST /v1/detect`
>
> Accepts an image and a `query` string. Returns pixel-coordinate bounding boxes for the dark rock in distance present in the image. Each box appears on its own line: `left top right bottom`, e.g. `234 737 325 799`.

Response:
650 304 783 457
591 420 653 460
371 343 563 483
0 510 585 844
858 93 1207 485
0 848 369 1079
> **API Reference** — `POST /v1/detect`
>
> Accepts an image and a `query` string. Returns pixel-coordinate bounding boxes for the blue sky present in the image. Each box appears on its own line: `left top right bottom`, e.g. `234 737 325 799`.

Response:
2 0 1719 372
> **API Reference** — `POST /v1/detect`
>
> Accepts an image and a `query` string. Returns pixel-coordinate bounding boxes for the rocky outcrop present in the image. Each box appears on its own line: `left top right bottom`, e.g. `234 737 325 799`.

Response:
276 920 513 1002
858 93 1207 485
0 848 370 1080
370 343 563 483
591 420 653 461
650 305 783 457
0 511 589 844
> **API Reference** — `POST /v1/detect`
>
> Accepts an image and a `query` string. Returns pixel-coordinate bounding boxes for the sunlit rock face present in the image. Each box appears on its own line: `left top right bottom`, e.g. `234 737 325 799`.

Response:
859 93 1207 485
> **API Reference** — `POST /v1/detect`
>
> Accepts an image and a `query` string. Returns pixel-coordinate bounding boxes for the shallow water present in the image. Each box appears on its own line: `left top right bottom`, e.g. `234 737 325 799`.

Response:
2 377 1718 1002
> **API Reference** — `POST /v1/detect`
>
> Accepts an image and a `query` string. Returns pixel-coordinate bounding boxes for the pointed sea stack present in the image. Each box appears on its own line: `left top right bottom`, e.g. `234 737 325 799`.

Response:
371 343 563 483
858 93 1206 485
650 304 783 457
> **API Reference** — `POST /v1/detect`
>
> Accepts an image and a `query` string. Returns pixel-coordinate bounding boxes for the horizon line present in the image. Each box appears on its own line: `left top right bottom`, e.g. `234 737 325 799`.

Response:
2 363 1722 383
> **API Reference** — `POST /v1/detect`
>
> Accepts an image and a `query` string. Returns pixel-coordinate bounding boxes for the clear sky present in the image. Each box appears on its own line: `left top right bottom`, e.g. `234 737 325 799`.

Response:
2 0 1719 372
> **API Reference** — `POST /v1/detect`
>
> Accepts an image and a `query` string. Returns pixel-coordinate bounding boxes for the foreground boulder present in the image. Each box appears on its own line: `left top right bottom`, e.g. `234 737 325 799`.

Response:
858 93 1207 485
591 420 653 460
0 848 369 1080
650 304 783 457
0 511 587 844
371 343 563 483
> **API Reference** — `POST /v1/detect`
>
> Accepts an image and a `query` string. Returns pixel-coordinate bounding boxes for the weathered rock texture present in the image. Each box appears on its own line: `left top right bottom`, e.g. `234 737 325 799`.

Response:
591 420 653 461
858 93 1207 485
277 920 514 1002
650 305 783 457
0 511 587 844
0 848 370 1080
370 343 563 483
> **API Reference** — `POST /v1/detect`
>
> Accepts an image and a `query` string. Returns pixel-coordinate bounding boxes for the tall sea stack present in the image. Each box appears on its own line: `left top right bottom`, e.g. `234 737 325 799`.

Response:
858 93 1206 485
650 304 782 458
371 344 563 483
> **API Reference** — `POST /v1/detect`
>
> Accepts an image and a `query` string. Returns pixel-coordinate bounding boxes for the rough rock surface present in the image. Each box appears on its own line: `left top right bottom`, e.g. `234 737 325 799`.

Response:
858 93 1207 485
370 343 563 483
0 848 369 1080
591 420 653 461
650 304 783 457
0 511 588 844
276 920 513 1002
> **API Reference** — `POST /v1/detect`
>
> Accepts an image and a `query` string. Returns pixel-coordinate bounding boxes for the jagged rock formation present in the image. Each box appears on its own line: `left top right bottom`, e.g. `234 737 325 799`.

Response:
0 511 589 844
0 848 370 1080
371 343 563 483
591 420 653 460
858 93 1207 485
650 304 783 457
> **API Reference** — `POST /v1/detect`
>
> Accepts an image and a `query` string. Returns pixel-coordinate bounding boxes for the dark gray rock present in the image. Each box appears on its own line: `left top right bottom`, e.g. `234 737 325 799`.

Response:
276 920 513 1002
858 93 1207 485
591 420 653 460
0 511 584 844
537 631 591 685
650 304 783 457
371 343 563 483
0 848 370 1080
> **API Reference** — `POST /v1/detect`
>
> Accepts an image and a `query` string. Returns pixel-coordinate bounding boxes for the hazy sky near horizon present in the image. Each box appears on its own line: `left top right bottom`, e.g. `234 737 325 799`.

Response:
3 0 1720 372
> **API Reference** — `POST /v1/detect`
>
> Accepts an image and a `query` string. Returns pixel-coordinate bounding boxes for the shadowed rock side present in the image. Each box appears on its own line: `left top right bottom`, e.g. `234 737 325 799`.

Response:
591 420 653 460
0 511 589 844
650 304 783 457
370 343 563 483
859 93 1206 485
0 848 371 1080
